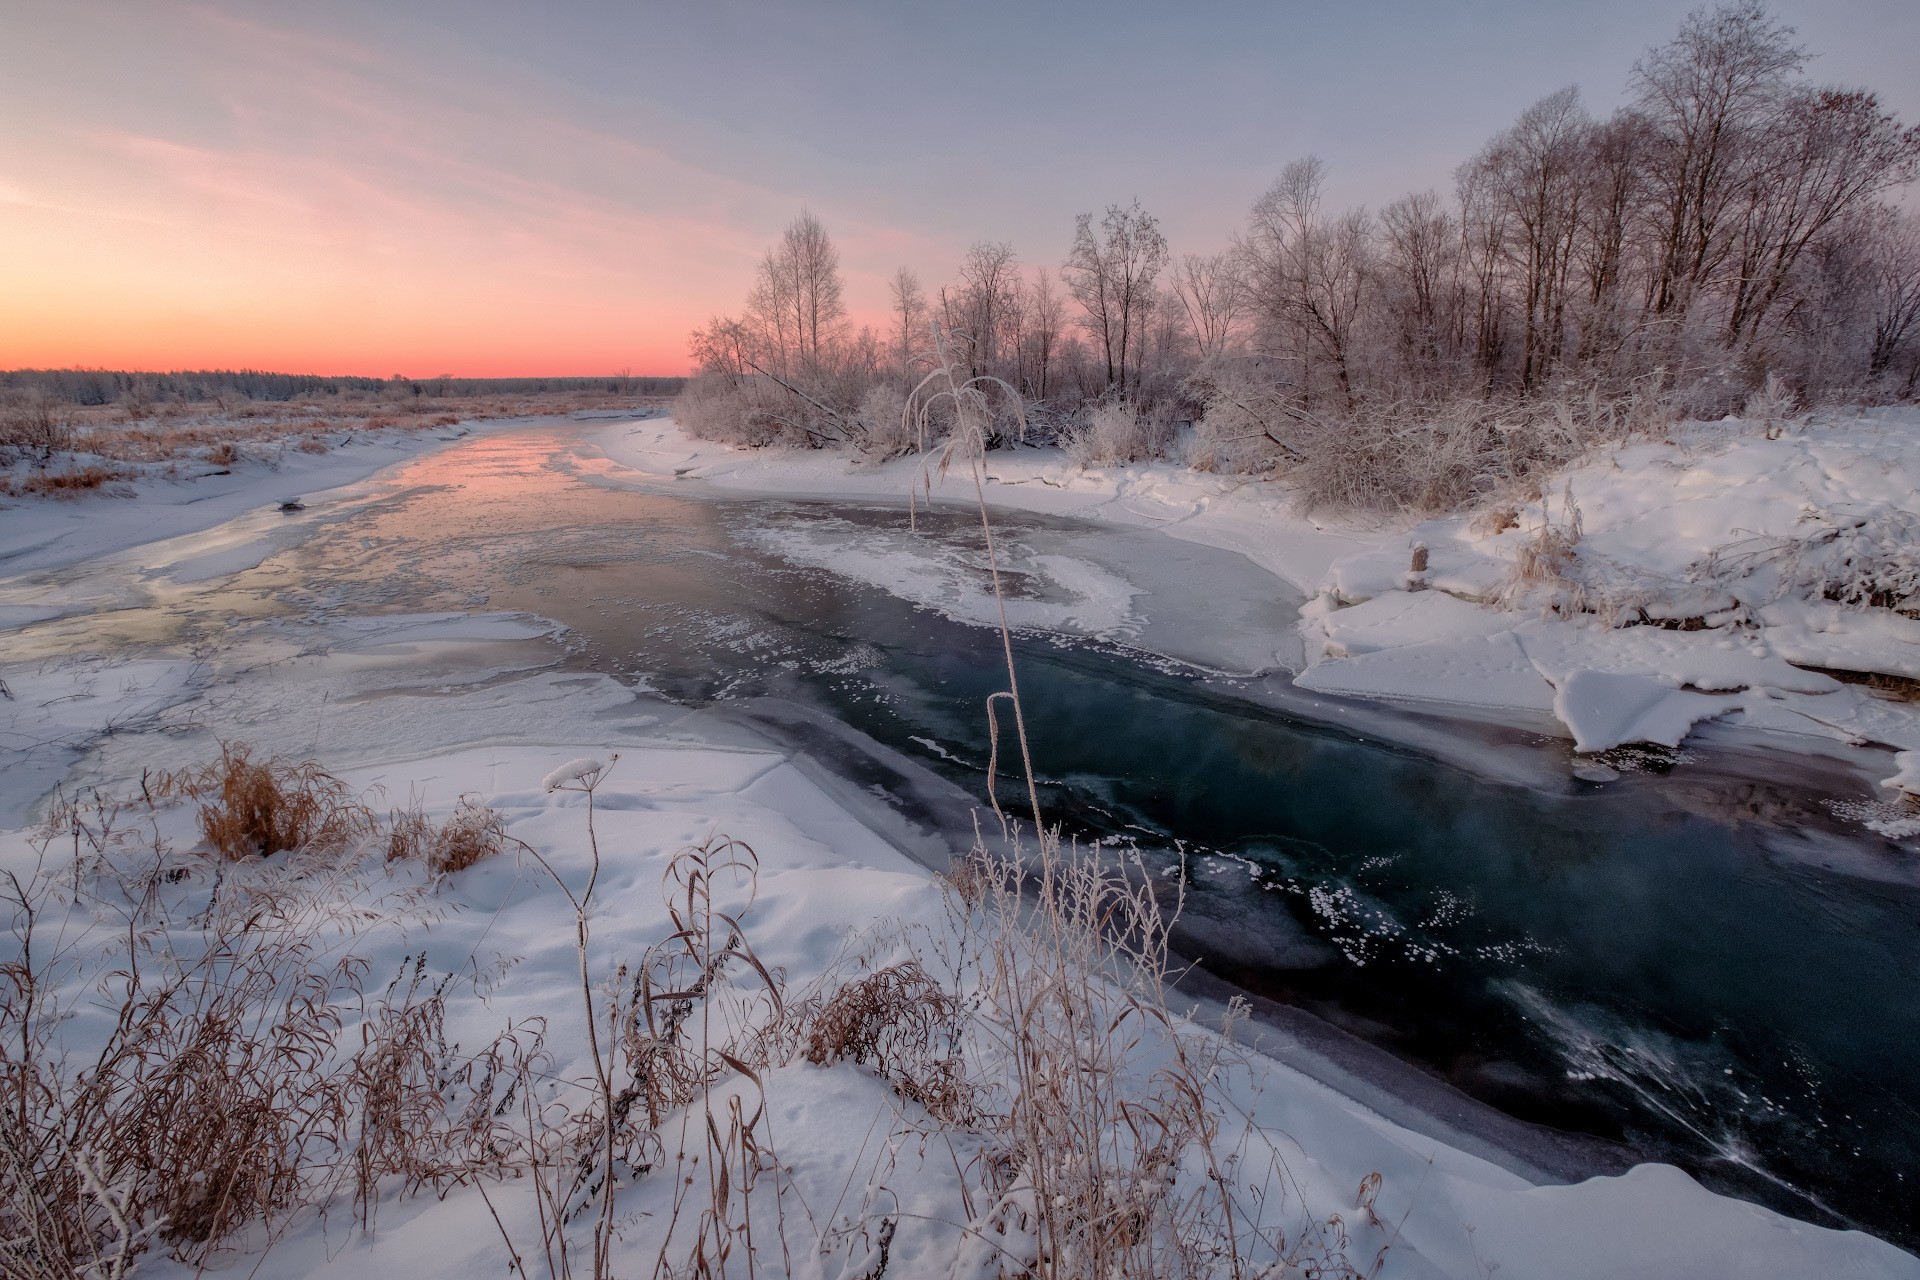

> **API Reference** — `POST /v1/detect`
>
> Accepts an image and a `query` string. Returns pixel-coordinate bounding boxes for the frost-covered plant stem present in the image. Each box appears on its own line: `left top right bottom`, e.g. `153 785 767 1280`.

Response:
906 324 1045 839
522 755 620 1280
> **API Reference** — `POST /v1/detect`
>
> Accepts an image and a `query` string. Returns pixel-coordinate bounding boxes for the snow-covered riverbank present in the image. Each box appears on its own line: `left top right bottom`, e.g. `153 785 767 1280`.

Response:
0 411 652 585
6 612 1916 1278
3 420 1917 1276
591 413 1920 808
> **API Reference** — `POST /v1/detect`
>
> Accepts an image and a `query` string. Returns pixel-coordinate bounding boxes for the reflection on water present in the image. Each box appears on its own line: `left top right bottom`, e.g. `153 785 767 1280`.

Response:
16 425 1920 1244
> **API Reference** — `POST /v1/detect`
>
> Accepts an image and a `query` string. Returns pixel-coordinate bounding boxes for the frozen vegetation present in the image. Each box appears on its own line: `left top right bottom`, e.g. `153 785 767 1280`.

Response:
4 2 1918 1274
661 1 1920 815
4 441 1917 1276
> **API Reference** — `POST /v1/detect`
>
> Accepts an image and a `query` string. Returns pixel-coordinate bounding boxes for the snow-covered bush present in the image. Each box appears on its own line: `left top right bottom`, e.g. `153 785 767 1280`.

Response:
851 380 918 459
1065 399 1173 467
1195 379 1677 515
1700 504 1920 614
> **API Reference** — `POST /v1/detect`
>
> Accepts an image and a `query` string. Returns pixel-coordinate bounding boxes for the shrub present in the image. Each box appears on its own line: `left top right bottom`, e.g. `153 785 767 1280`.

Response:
1191 376 1677 515
386 796 506 873
1065 399 1173 467
851 381 919 458
160 742 374 860
0 393 75 461
14 466 121 497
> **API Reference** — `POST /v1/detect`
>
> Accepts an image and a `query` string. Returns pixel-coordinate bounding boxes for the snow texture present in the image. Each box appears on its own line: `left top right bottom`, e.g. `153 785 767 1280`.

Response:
3 418 1917 1274
5 613 1915 1279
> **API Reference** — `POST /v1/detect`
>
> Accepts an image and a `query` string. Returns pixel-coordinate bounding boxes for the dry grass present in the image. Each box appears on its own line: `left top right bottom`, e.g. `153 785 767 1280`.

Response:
801 959 975 1124
0 788 530 1275
1 466 127 498
158 742 375 860
385 796 506 874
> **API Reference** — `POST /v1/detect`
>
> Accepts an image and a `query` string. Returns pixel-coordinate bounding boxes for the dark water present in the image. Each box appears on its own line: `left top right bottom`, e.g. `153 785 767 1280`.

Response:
266 427 1920 1244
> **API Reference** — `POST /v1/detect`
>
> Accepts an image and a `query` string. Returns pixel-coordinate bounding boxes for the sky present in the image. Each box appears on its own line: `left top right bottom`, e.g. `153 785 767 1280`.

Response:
3 0 1916 377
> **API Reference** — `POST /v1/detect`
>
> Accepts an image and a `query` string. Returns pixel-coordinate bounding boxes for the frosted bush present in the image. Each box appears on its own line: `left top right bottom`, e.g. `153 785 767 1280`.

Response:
851 382 918 459
1065 400 1172 467
673 374 769 447
1699 505 1920 613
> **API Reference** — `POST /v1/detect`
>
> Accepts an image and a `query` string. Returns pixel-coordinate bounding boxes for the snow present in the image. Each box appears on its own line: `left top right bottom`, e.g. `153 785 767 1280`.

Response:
0 416 540 581
6 622 1914 1279
541 755 607 791
1297 630 1560 712
742 518 1142 640
585 411 1920 798
0 656 207 826
1314 589 1514 657
1549 669 1743 754
6 414 1919 1276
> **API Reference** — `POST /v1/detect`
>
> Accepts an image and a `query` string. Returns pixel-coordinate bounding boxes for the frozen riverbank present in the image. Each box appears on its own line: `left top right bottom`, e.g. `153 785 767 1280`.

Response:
3 420 1916 1274
591 413 1920 810
5 608 1915 1277
0 411 655 586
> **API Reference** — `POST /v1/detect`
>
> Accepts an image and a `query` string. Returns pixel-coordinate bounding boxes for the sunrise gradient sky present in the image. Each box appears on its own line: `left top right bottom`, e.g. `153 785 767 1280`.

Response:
4 0 1916 376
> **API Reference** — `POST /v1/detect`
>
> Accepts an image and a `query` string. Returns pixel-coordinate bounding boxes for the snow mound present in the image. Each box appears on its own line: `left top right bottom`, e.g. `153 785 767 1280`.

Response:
1298 411 1920 760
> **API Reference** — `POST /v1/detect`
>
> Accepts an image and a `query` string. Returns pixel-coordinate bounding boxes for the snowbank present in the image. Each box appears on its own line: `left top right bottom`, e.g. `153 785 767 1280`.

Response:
4 613 1913 1279
0 416 540 580
1301 411 1920 791
592 413 1920 800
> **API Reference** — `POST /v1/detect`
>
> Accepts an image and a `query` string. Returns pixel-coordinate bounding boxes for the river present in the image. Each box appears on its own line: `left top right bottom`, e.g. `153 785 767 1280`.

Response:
16 422 1919 1245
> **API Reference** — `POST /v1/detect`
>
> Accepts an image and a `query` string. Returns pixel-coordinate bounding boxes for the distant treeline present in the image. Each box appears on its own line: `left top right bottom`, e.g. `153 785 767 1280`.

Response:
0 368 686 405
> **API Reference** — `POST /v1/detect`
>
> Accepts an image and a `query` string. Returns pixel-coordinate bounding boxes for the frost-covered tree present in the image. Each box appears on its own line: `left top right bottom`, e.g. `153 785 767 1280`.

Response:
1171 252 1246 363
889 267 928 373
1062 201 1170 397
1240 158 1371 409
746 211 847 372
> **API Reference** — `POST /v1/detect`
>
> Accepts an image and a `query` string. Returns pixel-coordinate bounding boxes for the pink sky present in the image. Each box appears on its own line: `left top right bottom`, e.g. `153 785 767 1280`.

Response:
3 0 1913 377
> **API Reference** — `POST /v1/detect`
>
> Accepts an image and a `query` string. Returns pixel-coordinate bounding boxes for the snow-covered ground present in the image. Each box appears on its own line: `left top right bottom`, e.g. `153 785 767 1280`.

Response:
590 412 1920 805
7 618 1915 1278
4 417 1917 1276
0 411 636 583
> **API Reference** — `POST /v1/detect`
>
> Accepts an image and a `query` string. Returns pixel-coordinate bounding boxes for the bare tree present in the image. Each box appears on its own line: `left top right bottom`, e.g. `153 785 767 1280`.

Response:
1028 269 1066 400
1632 0 1806 322
1241 158 1372 409
1062 200 1171 397
1455 158 1512 389
747 211 847 372
1722 88 1920 348
1864 207 1920 390
1171 252 1245 362
889 268 928 373
954 241 1020 380
1572 110 1651 363
1379 189 1462 387
1465 87 1592 388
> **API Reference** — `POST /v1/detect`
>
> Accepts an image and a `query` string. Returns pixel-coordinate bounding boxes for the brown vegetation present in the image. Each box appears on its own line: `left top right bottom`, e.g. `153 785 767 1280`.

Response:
385 795 507 874
158 742 375 860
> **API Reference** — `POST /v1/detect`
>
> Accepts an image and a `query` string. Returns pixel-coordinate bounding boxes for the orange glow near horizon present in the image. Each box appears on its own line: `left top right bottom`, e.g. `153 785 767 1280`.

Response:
0 105 714 377
0 6 917 379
